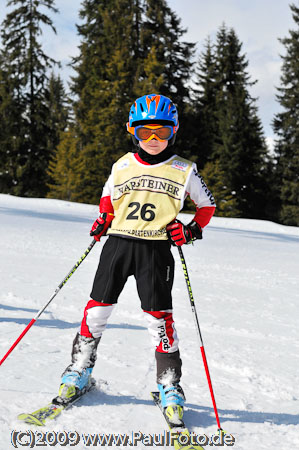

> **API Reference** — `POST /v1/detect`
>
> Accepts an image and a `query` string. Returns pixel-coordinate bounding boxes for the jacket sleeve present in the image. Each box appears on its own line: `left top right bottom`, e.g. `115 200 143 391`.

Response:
99 172 114 214
185 164 216 228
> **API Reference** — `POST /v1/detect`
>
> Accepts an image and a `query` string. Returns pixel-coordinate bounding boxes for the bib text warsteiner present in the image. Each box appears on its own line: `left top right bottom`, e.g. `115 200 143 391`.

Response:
107 153 194 240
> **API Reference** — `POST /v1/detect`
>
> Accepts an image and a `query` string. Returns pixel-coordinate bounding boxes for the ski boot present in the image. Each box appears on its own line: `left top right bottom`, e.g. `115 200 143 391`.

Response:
53 368 94 406
54 333 100 406
157 383 185 426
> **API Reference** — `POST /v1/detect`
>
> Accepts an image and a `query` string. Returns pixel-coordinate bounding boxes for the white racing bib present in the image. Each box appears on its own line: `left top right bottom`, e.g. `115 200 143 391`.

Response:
107 153 193 240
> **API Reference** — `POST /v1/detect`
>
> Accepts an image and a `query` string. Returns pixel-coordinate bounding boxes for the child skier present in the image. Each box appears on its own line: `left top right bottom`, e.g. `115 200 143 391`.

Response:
57 94 216 423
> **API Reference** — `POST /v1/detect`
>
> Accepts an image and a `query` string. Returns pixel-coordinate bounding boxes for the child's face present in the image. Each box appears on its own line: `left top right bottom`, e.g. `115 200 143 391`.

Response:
139 139 168 155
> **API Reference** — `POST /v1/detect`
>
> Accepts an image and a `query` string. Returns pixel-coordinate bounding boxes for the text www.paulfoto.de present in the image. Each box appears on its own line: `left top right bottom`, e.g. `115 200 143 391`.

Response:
11 429 236 447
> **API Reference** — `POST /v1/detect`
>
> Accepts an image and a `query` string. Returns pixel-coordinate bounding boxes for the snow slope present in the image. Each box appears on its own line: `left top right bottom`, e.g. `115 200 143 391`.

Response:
0 193 298 450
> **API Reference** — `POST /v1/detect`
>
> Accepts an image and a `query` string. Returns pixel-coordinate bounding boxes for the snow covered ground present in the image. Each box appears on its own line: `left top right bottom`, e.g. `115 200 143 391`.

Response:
0 193 298 450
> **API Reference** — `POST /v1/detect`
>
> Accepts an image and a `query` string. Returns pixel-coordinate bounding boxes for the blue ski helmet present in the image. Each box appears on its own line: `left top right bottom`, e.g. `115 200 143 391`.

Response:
127 94 179 146
128 94 179 127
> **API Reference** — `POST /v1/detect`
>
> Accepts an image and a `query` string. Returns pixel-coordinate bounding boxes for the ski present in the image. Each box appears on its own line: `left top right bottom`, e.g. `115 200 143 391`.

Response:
151 391 204 450
17 379 96 426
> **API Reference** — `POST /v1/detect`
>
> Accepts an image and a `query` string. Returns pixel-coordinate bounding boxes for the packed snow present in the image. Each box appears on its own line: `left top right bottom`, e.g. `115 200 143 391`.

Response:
0 193 298 450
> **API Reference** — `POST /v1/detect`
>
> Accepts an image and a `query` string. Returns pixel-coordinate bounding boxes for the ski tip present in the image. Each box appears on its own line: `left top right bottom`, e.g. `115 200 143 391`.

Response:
17 413 45 426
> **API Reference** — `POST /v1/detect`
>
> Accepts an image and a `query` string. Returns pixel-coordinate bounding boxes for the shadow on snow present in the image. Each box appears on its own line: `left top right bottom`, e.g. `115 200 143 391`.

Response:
0 206 91 224
85 388 299 428
208 225 299 244
0 318 145 332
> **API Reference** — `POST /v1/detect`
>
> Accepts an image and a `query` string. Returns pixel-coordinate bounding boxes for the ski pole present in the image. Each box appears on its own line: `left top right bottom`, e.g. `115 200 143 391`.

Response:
178 246 223 432
0 239 97 367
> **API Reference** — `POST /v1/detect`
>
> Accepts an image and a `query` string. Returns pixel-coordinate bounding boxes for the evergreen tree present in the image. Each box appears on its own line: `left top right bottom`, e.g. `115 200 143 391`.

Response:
273 3 299 226
139 0 195 157
48 0 195 204
0 0 59 196
45 73 69 159
140 0 195 102
62 0 141 203
0 53 23 192
201 159 239 217
193 25 270 219
192 38 219 168
47 128 84 201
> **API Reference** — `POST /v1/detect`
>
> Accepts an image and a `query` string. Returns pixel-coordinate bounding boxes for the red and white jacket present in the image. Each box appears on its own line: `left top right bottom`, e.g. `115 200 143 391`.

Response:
99 152 215 234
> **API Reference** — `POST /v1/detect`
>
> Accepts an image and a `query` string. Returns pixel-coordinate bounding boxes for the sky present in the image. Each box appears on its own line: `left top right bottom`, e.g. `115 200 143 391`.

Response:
0 0 296 149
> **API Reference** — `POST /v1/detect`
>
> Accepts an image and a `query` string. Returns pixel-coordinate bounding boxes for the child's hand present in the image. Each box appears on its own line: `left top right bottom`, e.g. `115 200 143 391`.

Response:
166 220 202 246
90 213 114 241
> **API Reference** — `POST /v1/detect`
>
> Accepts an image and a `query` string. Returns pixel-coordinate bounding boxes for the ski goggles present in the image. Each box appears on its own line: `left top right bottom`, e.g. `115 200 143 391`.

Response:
127 124 177 142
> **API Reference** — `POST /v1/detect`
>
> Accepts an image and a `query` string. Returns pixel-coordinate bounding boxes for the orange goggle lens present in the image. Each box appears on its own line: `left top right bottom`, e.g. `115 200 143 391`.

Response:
135 126 173 141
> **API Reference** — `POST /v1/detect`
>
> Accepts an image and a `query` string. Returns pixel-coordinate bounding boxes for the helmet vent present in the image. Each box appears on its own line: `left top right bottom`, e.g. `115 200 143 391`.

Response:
128 94 178 128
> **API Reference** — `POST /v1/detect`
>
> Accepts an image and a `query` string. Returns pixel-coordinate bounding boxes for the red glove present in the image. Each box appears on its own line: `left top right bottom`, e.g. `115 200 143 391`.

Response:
166 220 202 246
90 213 114 242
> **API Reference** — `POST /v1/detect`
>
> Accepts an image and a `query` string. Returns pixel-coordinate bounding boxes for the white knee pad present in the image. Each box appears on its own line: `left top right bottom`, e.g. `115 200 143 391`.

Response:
144 310 179 353
85 304 115 338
